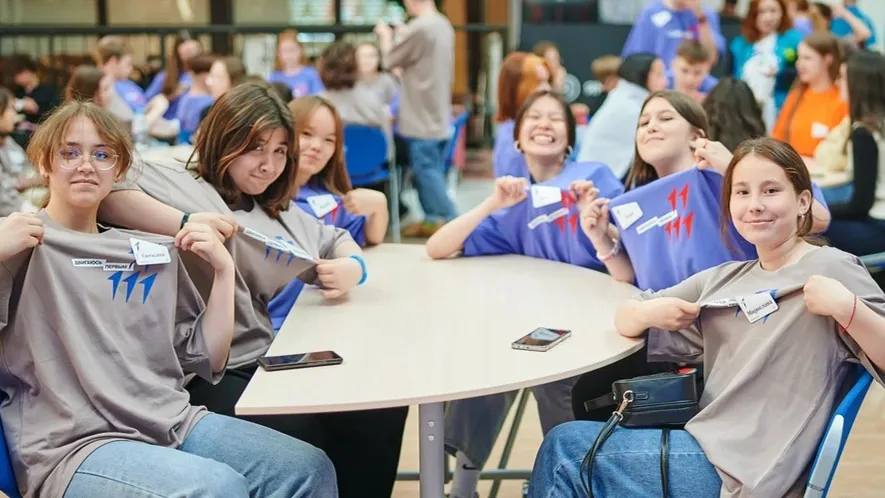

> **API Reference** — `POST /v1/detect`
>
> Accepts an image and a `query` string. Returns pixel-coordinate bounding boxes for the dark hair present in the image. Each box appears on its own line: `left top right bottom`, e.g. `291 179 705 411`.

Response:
0 87 12 112
10 54 37 75
270 81 293 103
703 77 767 152
162 36 202 97
617 53 659 90
188 54 216 75
319 42 358 91
497 52 552 122
720 137 815 241
189 83 297 217
676 40 711 64
741 0 792 42
27 101 133 206
288 96 352 196
626 90 710 190
846 51 885 136
65 65 104 103
512 90 576 157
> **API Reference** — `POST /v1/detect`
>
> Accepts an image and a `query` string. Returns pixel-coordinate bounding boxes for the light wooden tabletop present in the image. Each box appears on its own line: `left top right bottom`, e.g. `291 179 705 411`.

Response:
236 244 643 416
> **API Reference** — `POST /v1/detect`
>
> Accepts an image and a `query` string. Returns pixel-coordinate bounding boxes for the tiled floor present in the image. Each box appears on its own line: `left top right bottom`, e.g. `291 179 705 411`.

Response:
392 176 885 497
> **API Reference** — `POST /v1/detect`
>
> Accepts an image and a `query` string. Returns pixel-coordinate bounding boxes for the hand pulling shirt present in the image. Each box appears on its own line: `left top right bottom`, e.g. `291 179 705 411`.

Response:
464 161 624 271
637 247 885 497
0 212 220 498
112 160 352 367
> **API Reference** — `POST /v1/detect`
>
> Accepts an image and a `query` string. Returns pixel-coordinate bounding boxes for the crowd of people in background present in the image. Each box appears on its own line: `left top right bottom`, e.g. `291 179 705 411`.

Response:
0 0 884 497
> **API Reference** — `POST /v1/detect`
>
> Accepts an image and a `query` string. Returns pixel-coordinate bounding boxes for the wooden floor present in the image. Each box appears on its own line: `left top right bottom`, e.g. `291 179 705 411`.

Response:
391 384 885 497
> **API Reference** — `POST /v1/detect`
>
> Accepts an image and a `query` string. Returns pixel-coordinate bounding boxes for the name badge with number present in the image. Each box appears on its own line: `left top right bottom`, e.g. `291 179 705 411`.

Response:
307 194 338 218
738 292 778 323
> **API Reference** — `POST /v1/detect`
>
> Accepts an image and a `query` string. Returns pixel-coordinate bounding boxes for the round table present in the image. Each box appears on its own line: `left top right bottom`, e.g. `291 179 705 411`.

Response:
235 244 642 498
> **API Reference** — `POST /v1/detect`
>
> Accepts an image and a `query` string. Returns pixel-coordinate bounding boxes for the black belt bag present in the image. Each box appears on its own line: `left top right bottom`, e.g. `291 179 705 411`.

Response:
580 368 701 498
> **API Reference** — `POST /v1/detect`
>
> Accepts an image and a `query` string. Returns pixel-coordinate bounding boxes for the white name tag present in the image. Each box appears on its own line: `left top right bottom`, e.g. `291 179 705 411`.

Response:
611 202 643 230
265 238 293 254
243 227 268 243
526 207 570 230
701 297 740 309
103 262 135 272
651 10 672 28
71 258 105 268
282 240 314 260
530 185 562 208
811 122 830 139
636 216 660 235
738 293 778 323
307 194 338 218
129 238 171 266
656 209 678 226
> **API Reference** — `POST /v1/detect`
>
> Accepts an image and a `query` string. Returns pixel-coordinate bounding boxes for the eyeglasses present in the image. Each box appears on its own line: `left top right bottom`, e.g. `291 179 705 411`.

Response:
56 147 118 171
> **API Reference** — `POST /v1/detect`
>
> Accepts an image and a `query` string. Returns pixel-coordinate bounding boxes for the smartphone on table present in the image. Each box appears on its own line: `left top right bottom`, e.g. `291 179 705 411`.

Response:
512 328 572 352
257 351 343 371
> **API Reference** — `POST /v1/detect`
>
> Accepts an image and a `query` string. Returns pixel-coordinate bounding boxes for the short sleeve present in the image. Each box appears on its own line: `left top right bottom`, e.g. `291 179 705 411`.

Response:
112 159 147 193
462 216 518 257
810 182 828 209
317 220 356 259
173 255 226 384
635 271 706 364
384 22 425 70
824 250 885 384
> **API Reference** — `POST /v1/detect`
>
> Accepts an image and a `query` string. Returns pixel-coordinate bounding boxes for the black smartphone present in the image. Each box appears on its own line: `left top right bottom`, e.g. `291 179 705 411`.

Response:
512 328 572 352
257 351 343 371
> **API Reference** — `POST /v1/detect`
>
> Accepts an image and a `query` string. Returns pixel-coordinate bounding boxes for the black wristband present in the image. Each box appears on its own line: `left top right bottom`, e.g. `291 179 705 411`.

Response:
180 213 191 229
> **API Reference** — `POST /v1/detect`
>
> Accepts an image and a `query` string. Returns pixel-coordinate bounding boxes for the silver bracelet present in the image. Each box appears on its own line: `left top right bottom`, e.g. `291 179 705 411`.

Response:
596 238 621 262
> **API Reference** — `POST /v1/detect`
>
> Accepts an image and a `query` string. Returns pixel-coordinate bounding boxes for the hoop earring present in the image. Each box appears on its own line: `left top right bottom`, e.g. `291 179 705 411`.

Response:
513 140 521 153
565 145 574 158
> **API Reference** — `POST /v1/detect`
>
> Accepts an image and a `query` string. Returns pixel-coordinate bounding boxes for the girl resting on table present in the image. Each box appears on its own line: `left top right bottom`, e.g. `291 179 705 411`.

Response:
97 83 404 498
426 90 624 498
529 136 885 498
267 95 390 329
0 101 335 498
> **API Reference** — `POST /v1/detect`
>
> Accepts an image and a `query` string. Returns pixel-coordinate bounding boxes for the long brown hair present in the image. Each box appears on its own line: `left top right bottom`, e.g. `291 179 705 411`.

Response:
496 52 552 122
27 101 134 206
189 83 297 217
720 137 815 242
287 96 352 196
741 0 792 42
625 90 710 190
162 35 201 97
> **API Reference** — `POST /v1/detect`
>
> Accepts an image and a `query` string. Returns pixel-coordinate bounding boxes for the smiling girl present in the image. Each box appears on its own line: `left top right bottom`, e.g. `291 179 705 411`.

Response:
530 136 885 497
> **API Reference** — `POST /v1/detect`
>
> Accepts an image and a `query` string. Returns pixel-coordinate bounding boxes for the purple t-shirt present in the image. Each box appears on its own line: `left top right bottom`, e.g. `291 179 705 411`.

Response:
268 67 325 99
114 80 146 112
493 120 526 178
144 71 192 120
175 93 214 133
266 183 367 330
609 168 828 292
463 161 624 271
621 1 726 67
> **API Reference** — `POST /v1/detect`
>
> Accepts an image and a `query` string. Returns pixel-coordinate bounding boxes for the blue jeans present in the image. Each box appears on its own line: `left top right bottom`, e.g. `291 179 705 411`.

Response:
445 376 577 467
528 421 721 498
64 413 337 498
407 138 458 222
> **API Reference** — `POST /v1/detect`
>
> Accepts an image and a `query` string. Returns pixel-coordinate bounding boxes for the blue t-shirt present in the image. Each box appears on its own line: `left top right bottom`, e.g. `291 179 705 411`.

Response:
463 161 624 271
665 71 719 94
621 1 726 67
831 6 878 48
175 93 214 134
609 168 829 292
144 71 192 120
114 80 146 112
268 67 325 98
493 120 526 178
266 183 367 330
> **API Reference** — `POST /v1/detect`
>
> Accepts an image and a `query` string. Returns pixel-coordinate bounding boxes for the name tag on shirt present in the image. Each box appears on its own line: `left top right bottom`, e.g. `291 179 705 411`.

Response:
651 10 672 28
738 292 778 323
130 238 172 266
530 185 562 208
307 194 338 218
611 202 643 230
811 122 830 139
71 258 105 268
527 208 570 230
701 297 740 309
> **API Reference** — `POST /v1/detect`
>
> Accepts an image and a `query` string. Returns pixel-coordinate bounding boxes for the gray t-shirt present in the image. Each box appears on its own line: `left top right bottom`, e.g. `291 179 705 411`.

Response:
358 72 398 105
112 160 353 367
321 86 393 159
638 246 885 497
0 138 28 216
383 11 453 140
0 211 219 498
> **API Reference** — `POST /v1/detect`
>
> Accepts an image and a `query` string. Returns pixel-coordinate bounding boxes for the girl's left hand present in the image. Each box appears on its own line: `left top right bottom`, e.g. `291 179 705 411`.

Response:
803 275 855 322
342 188 387 216
693 138 733 175
315 257 364 299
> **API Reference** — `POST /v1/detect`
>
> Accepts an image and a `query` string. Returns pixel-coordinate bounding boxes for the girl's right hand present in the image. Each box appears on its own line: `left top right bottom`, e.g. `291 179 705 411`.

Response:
175 222 234 274
579 198 611 244
643 298 701 331
488 176 529 211
693 139 733 175
0 213 43 262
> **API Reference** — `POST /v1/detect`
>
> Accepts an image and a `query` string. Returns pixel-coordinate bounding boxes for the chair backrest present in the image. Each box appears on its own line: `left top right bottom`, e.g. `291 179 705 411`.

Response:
443 112 470 168
804 363 874 498
860 252 885 273
342 125 388 183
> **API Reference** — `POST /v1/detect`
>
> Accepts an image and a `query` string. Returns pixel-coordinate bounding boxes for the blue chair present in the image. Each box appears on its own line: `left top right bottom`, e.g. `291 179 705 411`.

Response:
342 124 400 242
443 113 469 200
804 363 874 498
860 252 885 273
0 416 20 498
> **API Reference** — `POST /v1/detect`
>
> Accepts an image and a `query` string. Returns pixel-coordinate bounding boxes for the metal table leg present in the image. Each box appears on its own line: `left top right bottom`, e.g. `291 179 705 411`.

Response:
419 402 445 498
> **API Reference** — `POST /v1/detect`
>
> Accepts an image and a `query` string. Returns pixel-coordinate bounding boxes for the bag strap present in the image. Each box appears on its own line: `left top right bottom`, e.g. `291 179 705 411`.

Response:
583 392 616 413
660 428 670 498
581 412 621 497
